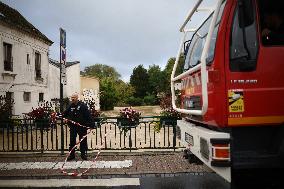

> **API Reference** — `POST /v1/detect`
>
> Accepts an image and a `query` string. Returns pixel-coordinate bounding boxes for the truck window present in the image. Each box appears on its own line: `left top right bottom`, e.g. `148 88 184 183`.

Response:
258 0 284 46
184 1 226 70
230 0 258 72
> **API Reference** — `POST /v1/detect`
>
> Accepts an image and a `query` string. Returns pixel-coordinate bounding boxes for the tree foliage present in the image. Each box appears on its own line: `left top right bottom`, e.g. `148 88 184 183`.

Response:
81 55 186 108
82 64 121 81
0 95 13 122
130 65 149 98
115 80 135 106
148 65 164 95
82 64 135 110
163 55 185 94
99 77 119 111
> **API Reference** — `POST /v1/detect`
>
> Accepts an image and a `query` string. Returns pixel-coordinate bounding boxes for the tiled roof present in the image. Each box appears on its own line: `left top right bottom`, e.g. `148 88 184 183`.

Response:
0 1 53 45
49 58 80 68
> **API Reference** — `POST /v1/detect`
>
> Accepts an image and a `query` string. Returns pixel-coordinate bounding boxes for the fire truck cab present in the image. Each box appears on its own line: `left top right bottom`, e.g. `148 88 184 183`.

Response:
171 0 284 187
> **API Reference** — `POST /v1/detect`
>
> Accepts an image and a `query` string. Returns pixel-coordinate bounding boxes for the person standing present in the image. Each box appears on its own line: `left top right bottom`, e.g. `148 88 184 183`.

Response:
63 93 93 161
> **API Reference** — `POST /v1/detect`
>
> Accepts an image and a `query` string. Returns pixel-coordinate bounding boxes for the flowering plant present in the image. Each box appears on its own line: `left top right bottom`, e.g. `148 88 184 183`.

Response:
27 101 54 120
91 109 102 118
154 95 182 133
160 107 181 119
90 109 106 128
118 107 141 134
154 108 181 133
119 107 141 122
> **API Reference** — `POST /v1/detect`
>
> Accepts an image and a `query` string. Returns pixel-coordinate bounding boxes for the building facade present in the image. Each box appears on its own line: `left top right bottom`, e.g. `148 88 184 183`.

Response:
0 2 53 116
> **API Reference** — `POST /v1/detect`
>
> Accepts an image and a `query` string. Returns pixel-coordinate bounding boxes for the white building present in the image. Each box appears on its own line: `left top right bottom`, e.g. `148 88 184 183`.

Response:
48 59 81 101
0 2 97 116
0 2 53 116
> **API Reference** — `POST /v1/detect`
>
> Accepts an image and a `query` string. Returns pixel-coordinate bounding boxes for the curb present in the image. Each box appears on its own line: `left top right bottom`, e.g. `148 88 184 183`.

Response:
0 149 184 158
0 171 211 180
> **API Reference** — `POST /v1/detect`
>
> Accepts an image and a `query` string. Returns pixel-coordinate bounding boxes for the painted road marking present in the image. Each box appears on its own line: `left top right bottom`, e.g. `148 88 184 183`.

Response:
0 178 140 187
0 160 132 170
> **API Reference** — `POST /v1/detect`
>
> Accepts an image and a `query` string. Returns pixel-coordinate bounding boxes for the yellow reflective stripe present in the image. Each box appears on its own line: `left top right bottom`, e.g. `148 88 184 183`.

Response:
228 116 284 125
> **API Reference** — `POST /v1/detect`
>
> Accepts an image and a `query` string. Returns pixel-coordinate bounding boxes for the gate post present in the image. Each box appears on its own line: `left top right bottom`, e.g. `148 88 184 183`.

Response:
60 118 64 155
173 124 176 151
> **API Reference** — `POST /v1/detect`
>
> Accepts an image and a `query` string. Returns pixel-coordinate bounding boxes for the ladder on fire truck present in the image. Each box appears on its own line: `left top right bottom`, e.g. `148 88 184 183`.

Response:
171 0 223 115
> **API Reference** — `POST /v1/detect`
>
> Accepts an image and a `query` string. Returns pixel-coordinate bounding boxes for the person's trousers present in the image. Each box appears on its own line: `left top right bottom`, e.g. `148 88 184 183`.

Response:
69 124 88 156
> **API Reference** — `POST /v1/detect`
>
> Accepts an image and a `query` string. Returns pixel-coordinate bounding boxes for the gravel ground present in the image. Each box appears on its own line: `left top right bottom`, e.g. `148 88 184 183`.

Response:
0 152 211 178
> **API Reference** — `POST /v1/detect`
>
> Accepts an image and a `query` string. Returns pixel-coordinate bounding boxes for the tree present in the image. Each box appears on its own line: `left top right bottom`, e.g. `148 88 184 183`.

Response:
99 77 119 110
82 64 121 81
148 65 162 94
146 64 167 104
115 80 135 106
130 65 149 98
163 55 185 94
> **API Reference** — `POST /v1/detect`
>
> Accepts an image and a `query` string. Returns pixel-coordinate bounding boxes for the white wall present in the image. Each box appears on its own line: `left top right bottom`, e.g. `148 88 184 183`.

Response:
48 63 80 101
0 24 50 116
66 64 80 98
48 63 60 100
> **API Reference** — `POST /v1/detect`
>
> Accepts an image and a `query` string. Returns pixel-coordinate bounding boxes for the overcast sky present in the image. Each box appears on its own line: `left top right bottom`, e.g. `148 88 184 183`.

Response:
2 0 215 81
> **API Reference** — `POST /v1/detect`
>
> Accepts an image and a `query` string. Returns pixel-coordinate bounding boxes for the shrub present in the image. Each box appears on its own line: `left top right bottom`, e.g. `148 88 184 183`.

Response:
127 96 143 106
0 95 14 122
159 94 172 110
143 95 156 105
27 101 54 120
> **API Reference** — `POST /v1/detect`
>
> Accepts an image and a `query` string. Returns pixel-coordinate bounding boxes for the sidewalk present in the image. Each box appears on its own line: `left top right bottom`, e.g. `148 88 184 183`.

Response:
0 151 210 179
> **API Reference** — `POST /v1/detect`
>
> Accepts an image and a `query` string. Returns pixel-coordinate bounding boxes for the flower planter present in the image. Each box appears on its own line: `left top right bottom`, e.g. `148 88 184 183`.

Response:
117 118 138 135
35 119 50 130
117 118 138 129
160 117 179 126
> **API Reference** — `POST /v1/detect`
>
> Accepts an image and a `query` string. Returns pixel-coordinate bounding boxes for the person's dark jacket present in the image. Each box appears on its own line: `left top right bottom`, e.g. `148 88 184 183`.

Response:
63 101 95 128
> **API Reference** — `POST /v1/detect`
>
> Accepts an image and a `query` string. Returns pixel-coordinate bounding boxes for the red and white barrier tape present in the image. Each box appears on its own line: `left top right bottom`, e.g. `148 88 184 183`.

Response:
51 113 106 176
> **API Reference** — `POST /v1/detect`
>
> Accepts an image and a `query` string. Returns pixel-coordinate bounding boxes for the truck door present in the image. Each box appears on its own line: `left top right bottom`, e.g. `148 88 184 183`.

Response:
225 0 284 126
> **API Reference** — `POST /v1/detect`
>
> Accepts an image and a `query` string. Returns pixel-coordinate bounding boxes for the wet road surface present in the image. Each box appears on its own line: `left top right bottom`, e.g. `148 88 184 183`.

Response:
0 173 230 188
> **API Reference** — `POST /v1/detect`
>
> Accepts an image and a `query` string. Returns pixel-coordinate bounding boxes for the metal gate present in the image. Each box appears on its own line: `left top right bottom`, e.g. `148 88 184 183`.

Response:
0 116 183 152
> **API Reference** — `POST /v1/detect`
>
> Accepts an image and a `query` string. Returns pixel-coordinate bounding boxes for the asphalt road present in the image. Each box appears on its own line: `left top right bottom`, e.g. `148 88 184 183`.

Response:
140 173 230 189
0 173 230 189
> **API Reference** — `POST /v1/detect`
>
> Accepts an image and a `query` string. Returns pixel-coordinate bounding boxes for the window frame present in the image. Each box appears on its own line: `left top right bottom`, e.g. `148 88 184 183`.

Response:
35 52 42 79
3 42 13 71
39 93 44 102
183 0 226 71
23 92 31 102
27 54 30 65
229 0 259 72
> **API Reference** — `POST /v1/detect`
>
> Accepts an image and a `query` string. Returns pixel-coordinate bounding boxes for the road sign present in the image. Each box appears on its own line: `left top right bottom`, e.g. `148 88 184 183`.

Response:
60 28 67 85
61 64 67 85
60 46 66 64
60 28 66 48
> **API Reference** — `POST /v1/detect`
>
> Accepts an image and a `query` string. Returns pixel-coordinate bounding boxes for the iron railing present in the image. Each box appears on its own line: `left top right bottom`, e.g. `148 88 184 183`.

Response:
0 117 183 152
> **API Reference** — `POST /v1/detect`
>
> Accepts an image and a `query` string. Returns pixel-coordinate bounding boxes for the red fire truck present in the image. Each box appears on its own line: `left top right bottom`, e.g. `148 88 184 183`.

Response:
171 0 284 187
